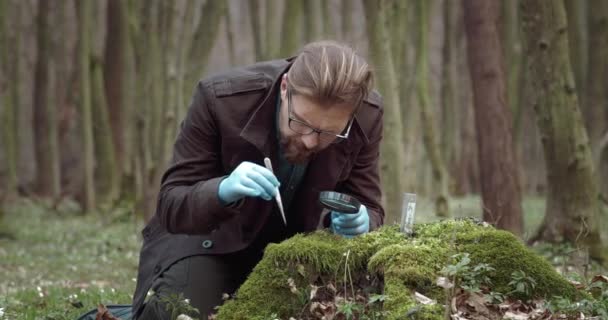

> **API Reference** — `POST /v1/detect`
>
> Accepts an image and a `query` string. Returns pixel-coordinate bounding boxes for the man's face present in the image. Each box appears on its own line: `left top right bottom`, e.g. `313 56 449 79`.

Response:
278 75 357 164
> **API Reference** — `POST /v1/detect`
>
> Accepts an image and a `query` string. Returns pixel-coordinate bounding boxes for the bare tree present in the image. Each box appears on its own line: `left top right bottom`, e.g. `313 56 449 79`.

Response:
280 0 302 57
104 0 130 198
0 0 19 200
33 0 61 199
363 0 406 223
521 0 606 263
416 0 450 217
76 0 96 211
464 0 523 235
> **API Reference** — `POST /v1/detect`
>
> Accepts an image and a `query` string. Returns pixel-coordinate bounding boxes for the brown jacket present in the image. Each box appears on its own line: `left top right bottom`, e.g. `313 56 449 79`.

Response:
132 58 384 317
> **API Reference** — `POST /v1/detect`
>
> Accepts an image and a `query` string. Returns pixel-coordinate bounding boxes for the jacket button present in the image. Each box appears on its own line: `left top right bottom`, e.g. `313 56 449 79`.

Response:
202 240 213 249
153 264 161 274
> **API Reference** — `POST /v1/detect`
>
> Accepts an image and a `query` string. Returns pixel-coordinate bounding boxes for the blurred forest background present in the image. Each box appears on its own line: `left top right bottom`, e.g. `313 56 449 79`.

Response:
1 0 608 302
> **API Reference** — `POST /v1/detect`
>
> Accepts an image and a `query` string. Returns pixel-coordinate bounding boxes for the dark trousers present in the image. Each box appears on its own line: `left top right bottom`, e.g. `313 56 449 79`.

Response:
138 246 264 320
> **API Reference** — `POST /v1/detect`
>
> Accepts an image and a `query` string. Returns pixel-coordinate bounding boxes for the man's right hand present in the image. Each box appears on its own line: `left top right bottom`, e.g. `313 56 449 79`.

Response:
218 161 280 205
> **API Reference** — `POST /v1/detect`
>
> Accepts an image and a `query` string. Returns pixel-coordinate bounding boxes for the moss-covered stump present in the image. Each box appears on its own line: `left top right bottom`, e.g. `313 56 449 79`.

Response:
215 220 578 320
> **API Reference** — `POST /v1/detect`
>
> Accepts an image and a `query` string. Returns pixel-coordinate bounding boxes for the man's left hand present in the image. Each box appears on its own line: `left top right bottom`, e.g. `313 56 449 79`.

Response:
330 205 370 238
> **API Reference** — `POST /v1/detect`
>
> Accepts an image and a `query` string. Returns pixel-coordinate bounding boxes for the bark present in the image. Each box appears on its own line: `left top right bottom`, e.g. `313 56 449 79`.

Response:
463 0 523 236
341 0 352 41
186 0 225 95
92 57 119 206
587 0 608 200
441 0 456 190
416 0 450 217
321 0 333 39
520 0 606 263
265 0 278 60
304 0 321 43
175 0 196 129
586 0 608 161
249 0 263 61
363 0 406 223
77 0 96 211
103 0 129 196
280 0 302 57
0 0 18 199
502 0 525 139
33 0 61 199
225 1 236 65
564 0 588 105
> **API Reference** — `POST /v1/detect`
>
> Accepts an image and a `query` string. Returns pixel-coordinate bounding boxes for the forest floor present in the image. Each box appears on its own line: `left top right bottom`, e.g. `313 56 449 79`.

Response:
0 196 604 319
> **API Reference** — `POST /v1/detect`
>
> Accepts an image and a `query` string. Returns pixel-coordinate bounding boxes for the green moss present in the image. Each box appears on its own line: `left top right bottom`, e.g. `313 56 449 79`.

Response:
216 220 578 319
457 229 579 299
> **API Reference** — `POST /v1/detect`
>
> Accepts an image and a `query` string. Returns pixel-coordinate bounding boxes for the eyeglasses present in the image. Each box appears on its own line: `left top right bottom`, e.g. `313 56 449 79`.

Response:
286 89 355 144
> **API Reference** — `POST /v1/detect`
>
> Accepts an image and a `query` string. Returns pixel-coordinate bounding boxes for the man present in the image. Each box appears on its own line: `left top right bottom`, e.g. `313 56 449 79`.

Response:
132 41 385 319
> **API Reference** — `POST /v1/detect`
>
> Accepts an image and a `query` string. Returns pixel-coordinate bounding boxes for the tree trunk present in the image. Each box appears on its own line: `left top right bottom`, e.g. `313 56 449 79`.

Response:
441 0 457 193
520 0 606 263
103 0 129 198
280 0 302 57
186 0 226 95
341 0 352 42
463 0 523 236
586 0 608 161
92 57 119 206
502 0 525 139
589 1 608 199
363 0 406 223
0 0 18 200
225 1 236 66
249 0 263 61
564 0 588 106
321 0 333 39
416 0 450 217
304 0 321 43
33 0 61 199
77 0 96 212
265 0 278 60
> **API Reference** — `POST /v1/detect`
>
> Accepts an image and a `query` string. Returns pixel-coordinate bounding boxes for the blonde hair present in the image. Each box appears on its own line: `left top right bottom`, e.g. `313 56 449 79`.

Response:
288 41 374 108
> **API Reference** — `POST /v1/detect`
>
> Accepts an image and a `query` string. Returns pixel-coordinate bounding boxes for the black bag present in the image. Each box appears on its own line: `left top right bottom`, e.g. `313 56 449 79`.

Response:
76 304 132 320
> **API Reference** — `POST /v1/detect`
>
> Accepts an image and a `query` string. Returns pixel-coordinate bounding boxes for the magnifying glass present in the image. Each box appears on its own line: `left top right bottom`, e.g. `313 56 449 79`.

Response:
318 191 361 214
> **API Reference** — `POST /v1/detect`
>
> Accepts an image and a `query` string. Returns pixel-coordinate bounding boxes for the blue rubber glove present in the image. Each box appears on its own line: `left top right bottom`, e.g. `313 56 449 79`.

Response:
330 204 370 238
218 161 280 204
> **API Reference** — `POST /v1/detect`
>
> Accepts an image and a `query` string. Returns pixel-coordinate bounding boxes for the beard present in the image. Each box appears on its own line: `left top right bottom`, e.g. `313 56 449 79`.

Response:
280 136 316 164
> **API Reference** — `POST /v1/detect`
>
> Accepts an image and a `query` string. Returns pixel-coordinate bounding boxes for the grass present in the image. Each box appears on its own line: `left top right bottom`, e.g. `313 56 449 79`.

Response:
0 199 143 320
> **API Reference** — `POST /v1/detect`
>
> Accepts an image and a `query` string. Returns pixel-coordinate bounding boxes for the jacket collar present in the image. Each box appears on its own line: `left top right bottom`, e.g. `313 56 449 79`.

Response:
239 59 293 157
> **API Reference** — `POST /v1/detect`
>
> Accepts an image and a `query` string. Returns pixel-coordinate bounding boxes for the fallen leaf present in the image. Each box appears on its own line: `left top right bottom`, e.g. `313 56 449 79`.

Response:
590 275 608 284
503 311 529 320
437 276 454 289
414 292 436 305
95 304 120 320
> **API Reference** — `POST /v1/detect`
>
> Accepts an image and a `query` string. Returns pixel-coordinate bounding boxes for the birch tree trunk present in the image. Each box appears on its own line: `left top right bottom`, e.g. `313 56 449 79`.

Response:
363 0 406 223
520 0 606 263
416 0 450 217
464 0 523 236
